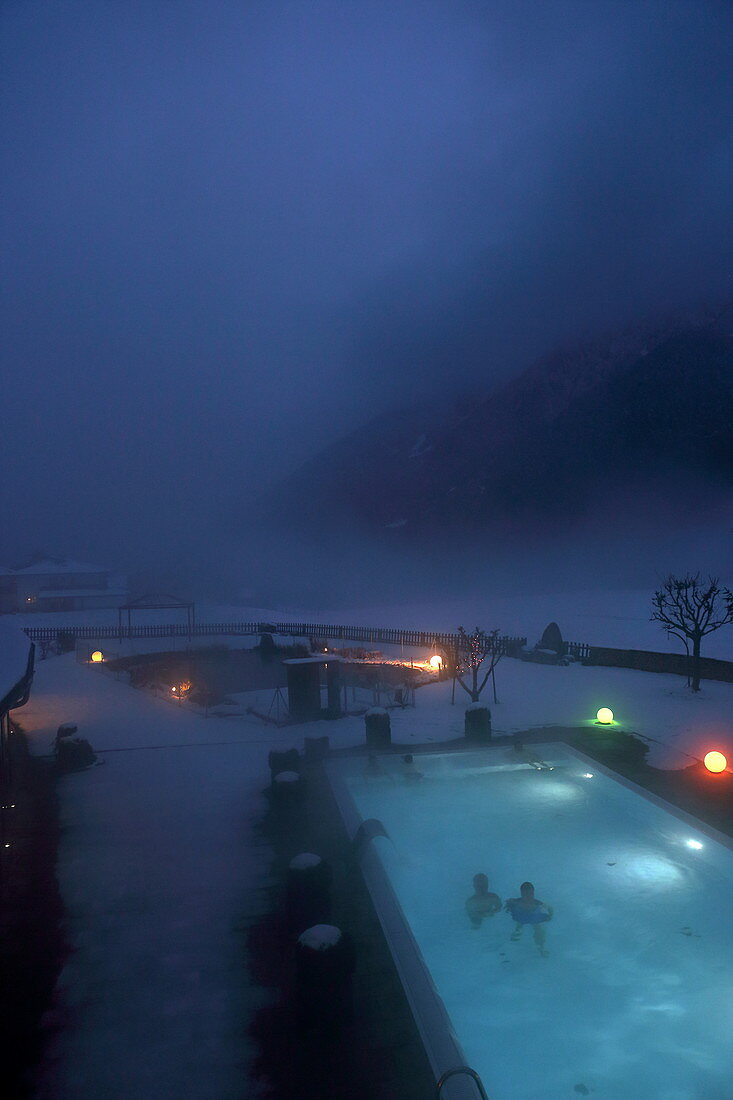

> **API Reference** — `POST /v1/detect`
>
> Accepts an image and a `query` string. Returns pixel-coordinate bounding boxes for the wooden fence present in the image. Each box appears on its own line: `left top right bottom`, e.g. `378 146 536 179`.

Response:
23 620 732 683
23 620 526 656
580 644 733 685
566 639 733 684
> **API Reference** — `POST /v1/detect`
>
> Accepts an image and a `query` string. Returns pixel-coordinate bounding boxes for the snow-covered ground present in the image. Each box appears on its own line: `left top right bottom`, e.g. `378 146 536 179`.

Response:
9 584 733 658
21 656 286 1099
13 594 733 1097
314 588 733 660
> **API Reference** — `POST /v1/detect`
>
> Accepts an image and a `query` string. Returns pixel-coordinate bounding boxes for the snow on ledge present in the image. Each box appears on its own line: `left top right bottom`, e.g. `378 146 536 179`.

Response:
289 852 322 871
273 770 300 783
366 707 388 716
298 924 342 951
466 701 489 711
0 620 32 703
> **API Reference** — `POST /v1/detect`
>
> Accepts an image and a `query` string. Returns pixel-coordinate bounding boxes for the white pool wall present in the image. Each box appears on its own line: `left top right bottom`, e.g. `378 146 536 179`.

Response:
328 754 488 1100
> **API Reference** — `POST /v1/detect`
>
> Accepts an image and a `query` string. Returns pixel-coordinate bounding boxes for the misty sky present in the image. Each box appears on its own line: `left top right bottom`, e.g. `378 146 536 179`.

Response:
2 0 732 576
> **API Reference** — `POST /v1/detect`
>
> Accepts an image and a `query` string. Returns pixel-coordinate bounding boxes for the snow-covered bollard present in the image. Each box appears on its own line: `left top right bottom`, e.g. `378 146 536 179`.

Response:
271 769 307 811
464 703 491 743
365 707 391 748
294 924 355 1029
268 747 301 786
286 852 332 933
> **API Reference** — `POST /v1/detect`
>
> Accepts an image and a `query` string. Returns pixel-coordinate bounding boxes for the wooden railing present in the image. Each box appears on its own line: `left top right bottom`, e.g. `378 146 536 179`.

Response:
22 620 527 656
566 639 733 684
23 620 733 683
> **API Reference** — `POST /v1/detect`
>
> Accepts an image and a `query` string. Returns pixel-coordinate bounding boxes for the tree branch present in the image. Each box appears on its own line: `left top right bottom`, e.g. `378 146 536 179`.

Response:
455 674 473 697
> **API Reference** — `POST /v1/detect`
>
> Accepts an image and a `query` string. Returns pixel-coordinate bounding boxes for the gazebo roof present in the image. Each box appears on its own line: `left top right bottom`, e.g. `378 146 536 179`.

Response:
119 593 194 611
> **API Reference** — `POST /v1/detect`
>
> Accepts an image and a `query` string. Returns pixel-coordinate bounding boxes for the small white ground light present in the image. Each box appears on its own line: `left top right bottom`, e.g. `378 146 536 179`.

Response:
686 839 704 850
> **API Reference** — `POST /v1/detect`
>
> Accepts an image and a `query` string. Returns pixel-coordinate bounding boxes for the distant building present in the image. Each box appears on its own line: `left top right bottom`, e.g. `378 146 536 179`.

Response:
0 558 128 613
0 569 16 615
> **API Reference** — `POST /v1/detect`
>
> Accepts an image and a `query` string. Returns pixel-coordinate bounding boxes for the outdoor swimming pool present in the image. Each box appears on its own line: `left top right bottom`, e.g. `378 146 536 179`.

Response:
329 746 733 1100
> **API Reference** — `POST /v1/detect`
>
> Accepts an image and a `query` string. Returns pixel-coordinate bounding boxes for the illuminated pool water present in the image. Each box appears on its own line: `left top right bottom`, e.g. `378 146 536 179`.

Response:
330 747 733 1100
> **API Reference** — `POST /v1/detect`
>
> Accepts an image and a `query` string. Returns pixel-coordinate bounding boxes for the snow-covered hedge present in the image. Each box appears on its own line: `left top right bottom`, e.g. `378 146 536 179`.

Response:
273 769 300 784
289 852 322 871
297 924 342 951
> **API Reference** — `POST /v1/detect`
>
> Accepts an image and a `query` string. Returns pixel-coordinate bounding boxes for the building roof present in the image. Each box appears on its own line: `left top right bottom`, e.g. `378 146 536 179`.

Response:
120 593 193 609
34 588 128 599
12 559 109 575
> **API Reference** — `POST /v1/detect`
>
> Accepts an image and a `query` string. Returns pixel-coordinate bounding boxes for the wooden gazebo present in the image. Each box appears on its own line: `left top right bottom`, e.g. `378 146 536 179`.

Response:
117 594 195 639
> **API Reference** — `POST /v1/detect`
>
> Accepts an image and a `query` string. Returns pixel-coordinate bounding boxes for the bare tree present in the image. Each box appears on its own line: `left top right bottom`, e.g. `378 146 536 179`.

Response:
651 574 733 692
452 626 503 703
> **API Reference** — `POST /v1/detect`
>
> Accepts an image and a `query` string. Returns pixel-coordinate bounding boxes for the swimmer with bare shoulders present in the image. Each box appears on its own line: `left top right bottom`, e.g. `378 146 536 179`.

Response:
465 873 502 928
364 752 384 776
505 881 553 956
402 754 424 783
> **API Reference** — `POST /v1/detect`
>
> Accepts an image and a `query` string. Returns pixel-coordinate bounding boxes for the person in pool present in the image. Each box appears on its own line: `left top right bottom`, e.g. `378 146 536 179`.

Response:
505 881 553 956
364 752 385 777
465 873 502 928
402 754 424 783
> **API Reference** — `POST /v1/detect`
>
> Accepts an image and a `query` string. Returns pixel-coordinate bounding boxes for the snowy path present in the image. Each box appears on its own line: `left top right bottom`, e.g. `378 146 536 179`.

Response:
16 648 732 1097
19 656 312 1100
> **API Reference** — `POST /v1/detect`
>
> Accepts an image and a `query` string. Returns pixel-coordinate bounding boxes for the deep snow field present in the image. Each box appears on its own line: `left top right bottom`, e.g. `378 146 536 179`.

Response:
9 585 733 658
7 590 733 1098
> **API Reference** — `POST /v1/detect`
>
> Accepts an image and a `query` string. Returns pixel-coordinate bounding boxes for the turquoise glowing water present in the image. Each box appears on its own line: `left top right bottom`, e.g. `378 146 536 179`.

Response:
340 749 733 1100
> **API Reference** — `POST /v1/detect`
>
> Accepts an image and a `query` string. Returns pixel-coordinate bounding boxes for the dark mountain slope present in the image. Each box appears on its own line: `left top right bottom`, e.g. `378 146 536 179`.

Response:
257 313 733 539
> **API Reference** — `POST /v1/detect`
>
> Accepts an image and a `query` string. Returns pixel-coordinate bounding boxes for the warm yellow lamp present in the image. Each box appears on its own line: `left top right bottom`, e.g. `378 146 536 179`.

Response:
703 750 727 774
90 650 104 663
429 654 443 670
596 707 614 724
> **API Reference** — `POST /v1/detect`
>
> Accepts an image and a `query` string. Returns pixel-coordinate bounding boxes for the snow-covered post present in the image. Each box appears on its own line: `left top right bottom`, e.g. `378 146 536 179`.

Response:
464 702 491 743
286 852 332 933
364 707 391 748
268 747 301 785
294 924 355 1029
271 770 307 820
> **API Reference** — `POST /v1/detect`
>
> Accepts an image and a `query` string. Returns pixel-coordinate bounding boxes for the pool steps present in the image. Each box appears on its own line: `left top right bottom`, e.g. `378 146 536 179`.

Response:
436 1065 490 1099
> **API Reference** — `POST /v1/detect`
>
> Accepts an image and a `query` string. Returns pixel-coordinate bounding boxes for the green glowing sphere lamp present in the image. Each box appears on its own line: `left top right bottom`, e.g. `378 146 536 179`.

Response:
596 707 614 725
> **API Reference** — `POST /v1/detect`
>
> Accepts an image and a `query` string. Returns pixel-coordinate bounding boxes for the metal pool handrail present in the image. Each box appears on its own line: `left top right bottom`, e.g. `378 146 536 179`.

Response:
436 1065 490 1099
